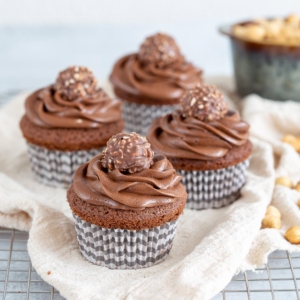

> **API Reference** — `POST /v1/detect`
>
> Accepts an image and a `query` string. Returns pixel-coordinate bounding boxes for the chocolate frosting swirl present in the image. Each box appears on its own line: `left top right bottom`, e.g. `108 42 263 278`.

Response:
73 153 186 211
147 111 250 160
110 54 203 104
25 86 122 129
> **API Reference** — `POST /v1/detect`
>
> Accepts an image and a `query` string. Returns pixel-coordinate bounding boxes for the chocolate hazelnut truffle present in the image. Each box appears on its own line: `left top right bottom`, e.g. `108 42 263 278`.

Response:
102 132 154 174
180 84 228 122
138 33 182 68
55 66 98 101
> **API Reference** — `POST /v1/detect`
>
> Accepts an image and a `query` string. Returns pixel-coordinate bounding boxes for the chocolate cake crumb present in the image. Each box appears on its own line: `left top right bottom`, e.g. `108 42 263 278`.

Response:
20 116 124 151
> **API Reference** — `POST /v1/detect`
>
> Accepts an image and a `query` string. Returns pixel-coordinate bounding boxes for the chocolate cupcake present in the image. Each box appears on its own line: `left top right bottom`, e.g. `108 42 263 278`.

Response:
20 66 124 187
147 84 252 210
67 132 187 269
110 33 203 136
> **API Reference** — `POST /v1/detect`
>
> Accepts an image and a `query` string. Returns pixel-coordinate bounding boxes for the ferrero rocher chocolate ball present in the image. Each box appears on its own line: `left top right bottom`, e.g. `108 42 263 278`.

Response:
55 66 98 101
180 85 228 122
138 33 182 68
102 132 154 174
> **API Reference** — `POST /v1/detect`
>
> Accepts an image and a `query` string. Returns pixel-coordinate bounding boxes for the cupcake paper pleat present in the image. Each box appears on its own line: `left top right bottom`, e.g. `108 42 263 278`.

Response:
73 213 179 270
27 143 104 188
122 100 179 136
178 158 250 210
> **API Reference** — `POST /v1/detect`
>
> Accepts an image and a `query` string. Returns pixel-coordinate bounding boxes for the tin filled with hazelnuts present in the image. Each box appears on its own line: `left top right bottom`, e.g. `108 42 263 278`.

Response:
220 14 300 102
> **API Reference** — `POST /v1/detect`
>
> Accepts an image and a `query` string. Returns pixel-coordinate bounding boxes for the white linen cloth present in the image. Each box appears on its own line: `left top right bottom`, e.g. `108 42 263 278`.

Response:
0 79 300 300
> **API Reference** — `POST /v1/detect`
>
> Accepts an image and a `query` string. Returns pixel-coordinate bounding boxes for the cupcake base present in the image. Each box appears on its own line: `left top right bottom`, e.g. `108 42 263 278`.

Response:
177 159 250 210
27 143 103 188
73 213 179 269
122 100 179 136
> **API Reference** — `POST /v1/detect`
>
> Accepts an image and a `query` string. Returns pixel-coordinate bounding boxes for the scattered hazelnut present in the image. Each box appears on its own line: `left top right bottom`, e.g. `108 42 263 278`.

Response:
294 181 300 192
275 177 293 188
266 205 281 219
262 215 281 229
285 226 300 244
262 205 282 229
282 134 300 152
297 199 300 208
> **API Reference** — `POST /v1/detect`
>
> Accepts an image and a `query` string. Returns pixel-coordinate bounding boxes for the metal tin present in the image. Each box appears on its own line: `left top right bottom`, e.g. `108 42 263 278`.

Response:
220 23 300 101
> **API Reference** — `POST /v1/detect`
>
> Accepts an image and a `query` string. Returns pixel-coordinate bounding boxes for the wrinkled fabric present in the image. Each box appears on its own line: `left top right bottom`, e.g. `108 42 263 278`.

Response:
0 78 299 300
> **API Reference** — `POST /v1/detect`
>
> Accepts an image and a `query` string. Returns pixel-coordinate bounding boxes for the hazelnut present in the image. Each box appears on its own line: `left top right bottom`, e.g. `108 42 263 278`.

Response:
297 199 300 208
282 134 300 152
294 181 300 192
232 26 247 39
286 14 300 27
266 205 281 219
246 24 266 41
265 20 282 38
275 177 293 188
285 226 300 244
262 215 281 229
231 14 300 46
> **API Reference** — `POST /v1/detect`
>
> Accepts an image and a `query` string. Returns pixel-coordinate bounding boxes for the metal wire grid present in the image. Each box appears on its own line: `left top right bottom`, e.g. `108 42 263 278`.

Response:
212 250 300 300
1 227 300 300
0 227 65 300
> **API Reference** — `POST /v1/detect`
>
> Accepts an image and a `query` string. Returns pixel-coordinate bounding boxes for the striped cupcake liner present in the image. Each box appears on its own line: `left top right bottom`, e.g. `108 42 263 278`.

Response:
177 159 250 210
27 143 103 188
73 213 179 269
121 100 179 136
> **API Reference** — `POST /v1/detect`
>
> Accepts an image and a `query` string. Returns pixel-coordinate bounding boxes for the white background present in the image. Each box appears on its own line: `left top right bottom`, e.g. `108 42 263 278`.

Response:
1 0 299 26
0 0 299 91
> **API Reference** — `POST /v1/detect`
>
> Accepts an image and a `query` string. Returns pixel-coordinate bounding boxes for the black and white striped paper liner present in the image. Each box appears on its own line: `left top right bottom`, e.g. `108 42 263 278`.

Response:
121 100 179 136
73 213 179 269
27 143 103 188
177 159 250 210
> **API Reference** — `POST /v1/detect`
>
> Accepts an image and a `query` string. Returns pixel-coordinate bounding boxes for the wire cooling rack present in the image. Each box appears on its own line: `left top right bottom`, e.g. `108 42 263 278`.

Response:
0 227 300 300
0 227 64 300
